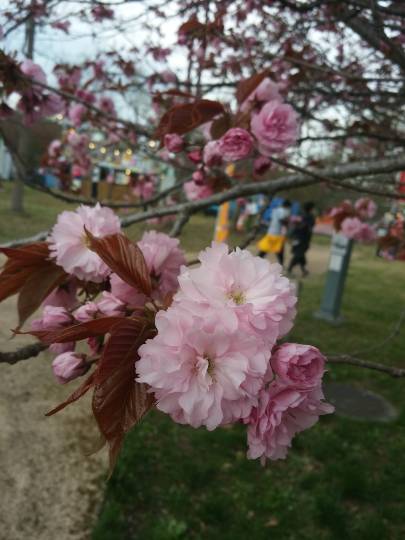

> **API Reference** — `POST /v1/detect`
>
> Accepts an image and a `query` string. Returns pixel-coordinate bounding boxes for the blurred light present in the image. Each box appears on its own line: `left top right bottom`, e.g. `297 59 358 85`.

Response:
148 140 157 148
114 149 120 156
89 142 96 150
125 168 131 176
100 147 107 154
125 148 132 155
56 113 64 121
226 163 236 177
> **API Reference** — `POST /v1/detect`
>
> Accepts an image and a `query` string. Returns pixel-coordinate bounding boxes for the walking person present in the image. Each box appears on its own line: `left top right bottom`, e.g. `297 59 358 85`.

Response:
287 201 316 277
257 199 292 266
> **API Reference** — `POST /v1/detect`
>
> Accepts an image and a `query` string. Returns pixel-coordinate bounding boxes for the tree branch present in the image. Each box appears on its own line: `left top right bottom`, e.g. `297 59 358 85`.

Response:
3 153 405 248
0 342 48 365
328 355 405 378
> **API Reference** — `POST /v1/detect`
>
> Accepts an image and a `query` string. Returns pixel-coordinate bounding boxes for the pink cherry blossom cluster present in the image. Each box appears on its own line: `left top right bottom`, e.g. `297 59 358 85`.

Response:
17 60 63 124
137 242 333 461
28 204 333 462
32 205 185 383
162 78 299 202
329 197 377 242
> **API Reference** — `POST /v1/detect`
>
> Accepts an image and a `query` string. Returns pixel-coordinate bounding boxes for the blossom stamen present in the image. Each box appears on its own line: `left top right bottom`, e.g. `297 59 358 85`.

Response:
228 290 246 305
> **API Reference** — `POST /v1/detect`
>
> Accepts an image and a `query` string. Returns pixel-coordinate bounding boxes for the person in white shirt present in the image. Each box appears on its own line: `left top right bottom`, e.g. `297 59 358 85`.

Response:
257 199 292 266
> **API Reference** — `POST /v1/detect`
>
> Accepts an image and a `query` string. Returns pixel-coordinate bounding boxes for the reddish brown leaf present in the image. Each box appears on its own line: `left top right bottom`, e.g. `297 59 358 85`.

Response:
46 370 97 416
0 242 68 325
17 264 66 327
178 17 205 37
92 318 155 472
85 231 152 296
235 71 271 105
210 113 231 139
0 242 50 262
29 316 126 344
155 99 225 139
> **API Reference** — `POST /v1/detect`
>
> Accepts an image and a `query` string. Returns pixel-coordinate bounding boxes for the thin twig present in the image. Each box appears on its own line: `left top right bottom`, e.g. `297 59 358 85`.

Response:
328 355 405 378
169 210 191 237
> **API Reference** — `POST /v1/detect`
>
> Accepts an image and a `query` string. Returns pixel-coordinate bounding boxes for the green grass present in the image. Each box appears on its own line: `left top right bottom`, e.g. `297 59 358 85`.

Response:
92 244 405 540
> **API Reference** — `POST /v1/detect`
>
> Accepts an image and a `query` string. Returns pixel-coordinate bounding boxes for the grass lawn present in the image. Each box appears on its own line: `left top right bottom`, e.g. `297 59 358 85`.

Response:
92 246 405 539
1 186 405 539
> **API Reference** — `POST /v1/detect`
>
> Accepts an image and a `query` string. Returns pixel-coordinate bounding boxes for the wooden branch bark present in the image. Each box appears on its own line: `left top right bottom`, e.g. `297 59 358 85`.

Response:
2 153 405 248
0 342 48 365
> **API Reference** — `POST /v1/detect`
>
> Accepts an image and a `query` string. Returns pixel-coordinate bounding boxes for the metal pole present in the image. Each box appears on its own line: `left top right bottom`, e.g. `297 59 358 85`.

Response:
314 233 354 323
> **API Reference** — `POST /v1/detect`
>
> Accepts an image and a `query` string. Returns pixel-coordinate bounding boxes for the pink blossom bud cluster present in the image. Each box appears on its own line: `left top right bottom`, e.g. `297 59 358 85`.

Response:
17 60 63 124
137 242 333 461
34 205 186 384
329 197 377 242
175 78 299 202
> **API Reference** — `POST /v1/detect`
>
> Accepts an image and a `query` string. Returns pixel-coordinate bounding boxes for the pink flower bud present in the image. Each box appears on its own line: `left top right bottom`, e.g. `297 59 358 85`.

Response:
251 101 298 155
203 141 222 167
192 169 205 183
271 343 325 390
97 292 126 316
217 128 254 162
187 148 202 163
253 156 271 175
31 306 72 332
74 302 99 322
164 133 184 153
52 352 89 384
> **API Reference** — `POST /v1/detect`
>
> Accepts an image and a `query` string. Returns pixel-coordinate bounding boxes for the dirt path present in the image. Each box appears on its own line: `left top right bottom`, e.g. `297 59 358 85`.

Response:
0 292 108 540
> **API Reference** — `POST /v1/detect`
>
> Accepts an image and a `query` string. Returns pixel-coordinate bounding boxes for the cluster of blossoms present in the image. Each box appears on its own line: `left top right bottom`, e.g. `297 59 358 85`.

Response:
22 204 333 462
32 204 186 382
137 242 333 461
162 77 299 202
17 60 63 124
329 197 377 242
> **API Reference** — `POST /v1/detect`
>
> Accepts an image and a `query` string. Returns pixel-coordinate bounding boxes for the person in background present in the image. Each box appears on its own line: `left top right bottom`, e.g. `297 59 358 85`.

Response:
287 201 316 277
257 199 292 266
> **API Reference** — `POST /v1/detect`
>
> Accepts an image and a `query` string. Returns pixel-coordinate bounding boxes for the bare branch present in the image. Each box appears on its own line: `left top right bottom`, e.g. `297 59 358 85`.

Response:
0 343 48 365
2 153 405 248
169 210 191 238
328 355 405 378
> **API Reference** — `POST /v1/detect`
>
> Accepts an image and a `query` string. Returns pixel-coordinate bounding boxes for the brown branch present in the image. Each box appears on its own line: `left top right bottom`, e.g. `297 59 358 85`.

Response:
0 342 48 365
269 156 404 199
328 355 405 378
3 153 405 248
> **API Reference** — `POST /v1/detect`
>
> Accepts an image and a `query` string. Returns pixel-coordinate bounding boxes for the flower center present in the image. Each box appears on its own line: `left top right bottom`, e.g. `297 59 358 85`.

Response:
82 233 92 248
227 289 246 305
195 355 215 387
205 355 215 377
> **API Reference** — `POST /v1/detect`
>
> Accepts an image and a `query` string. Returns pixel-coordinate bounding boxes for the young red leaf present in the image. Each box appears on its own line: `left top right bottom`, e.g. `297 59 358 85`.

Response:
92 318 155 472
0 242 68 325
46 370 97 416
85 231 152 296
235 71 271 105
178 17 206 38
29 316 126 344
210 112 232 139
0 242 51 303
155 99 225 139
17 264 66 327
0 242 50 262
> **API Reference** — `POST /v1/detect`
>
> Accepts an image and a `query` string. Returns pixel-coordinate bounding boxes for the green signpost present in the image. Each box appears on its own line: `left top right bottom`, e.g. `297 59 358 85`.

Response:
315 233 353 323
